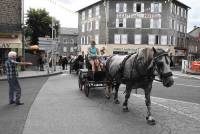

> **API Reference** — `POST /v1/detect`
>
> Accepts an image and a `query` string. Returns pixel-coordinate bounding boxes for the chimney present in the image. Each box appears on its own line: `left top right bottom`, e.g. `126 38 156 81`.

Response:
194 25 197 29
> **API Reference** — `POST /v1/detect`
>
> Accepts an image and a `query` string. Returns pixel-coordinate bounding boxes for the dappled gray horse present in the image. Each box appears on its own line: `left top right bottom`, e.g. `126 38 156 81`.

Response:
106 47 174 125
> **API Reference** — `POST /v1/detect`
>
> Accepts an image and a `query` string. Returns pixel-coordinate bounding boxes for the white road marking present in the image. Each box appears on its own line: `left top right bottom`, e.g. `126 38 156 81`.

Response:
131 94 200 122
175 83 200 88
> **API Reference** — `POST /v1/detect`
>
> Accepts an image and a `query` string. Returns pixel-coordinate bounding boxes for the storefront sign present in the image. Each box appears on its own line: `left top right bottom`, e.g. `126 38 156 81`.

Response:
0 43 10 48
175 50 186 56
113 47 137 54
116 13 161 19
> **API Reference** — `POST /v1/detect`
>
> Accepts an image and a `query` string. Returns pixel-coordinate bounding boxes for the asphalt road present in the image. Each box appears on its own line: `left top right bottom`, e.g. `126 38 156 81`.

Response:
134 76 200 104
0 77 49 134
22 73 200 134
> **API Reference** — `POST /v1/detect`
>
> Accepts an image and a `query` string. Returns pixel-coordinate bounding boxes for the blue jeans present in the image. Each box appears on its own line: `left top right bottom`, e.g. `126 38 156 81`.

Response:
8 78 21 103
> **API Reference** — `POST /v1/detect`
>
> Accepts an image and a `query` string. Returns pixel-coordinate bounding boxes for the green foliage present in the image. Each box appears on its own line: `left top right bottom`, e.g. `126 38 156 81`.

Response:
25 8 60 45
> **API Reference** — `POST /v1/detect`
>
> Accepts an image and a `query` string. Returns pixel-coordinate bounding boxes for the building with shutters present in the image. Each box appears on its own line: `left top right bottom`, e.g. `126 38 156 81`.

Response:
57 27 78 56
0 0 23 64
78 0 190 65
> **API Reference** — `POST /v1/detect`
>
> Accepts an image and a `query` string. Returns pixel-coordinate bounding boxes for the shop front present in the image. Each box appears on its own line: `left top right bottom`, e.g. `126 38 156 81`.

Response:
0 36 22 64
174 49 187 66
80 44 175 56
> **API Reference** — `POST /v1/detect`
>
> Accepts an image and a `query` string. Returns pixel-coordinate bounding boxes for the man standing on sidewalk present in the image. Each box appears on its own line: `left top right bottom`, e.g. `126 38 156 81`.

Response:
5 51 32 105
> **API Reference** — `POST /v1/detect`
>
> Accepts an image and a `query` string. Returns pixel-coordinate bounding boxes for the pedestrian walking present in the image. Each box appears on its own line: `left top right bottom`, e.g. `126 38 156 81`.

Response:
5 51 32 105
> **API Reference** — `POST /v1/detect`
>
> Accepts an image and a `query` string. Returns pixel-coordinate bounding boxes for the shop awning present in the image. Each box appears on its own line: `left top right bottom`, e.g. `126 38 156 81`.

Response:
0 38 22 48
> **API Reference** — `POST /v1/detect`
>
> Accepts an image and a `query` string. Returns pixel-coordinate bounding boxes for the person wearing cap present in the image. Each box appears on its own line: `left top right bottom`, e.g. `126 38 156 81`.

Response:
87 40 101 73
5 51 32 105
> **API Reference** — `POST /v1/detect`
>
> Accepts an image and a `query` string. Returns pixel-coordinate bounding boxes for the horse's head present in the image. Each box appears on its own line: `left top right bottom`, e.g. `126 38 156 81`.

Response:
152 47 174 87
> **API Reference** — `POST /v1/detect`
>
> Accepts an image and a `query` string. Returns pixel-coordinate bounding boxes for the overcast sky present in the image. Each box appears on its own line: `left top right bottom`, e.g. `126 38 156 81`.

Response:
24 0 199 32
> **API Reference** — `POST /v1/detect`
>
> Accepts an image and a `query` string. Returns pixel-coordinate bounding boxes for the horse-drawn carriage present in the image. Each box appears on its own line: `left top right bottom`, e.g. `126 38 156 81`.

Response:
69 55 84 74
78 48 174 125
78 55 111 97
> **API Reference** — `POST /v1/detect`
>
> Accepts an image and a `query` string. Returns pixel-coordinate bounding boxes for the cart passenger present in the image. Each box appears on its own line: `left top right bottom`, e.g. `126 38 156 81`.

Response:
87 40 101 73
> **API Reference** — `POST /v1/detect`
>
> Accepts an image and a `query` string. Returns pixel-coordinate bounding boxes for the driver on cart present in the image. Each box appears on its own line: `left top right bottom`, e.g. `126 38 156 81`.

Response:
87 40 101 74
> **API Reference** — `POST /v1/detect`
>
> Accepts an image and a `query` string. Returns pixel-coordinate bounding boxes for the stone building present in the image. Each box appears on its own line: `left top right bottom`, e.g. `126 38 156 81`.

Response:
58 27 78 56
78 0 190 65
0 0 23 63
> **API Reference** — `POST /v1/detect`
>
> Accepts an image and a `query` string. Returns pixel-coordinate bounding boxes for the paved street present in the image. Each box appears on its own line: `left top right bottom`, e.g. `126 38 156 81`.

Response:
136 76 200 104
21 72 200 134
0 77 49 134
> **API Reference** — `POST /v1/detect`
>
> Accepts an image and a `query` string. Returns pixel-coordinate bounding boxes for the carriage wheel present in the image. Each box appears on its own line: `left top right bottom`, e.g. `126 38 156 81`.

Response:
84 80 90 97
69 65 72 74
78 77 83 91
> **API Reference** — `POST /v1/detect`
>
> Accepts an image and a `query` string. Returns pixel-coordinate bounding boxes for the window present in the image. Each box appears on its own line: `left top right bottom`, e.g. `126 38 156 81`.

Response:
116 18 126 28
171 19 175 30
81 36 85 45
177 23 179 31
116 3 127 12
86 36 89 44
95 20 99 30
87 22 89 31
155 35 159 44
88 9 92 18
114 34 127 44
114 34 120 44
95 6 100 16
82 24 85 32
135 19 142 28
150 18 161 28
181 8 183 17
133 3 144 12
148 35 155 45
135 34 141 44
121 34 127 44
95 34 99 44
151 3 162 13
82 12 85 20
89 21 93 31
161 35 167 45
176 6 179 15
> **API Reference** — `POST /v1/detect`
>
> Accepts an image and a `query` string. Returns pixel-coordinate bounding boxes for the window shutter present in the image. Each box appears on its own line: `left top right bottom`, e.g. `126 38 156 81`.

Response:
121 34 127 44
141 3 144 12
124 3 127 12
116 19 119 28
123 19 126 28
116 3 119 12
150 19 153 28
159 19 161 28
135 34 141 44
159 3 162 12
114 34 120 44
161 36 167 45
149 35 155 45
151 3 154 12
133 3 136 12
95 35 99 44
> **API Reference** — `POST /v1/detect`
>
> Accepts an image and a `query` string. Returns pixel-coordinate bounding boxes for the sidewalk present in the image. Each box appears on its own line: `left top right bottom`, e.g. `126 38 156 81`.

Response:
0 66 63 81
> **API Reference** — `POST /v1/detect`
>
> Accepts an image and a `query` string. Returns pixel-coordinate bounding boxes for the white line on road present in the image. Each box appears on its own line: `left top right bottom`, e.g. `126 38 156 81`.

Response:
132 94 200 122
154 80 200 88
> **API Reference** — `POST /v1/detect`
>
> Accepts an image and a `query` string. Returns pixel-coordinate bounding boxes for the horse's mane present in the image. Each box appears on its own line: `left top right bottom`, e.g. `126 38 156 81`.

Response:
137 48 154 66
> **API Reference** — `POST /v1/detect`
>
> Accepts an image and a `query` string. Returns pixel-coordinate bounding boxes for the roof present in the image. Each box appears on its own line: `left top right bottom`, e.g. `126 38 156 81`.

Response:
59 27 78 35
173 0 191 9
76 0 190 12
189 27 200 34
77 0 102 12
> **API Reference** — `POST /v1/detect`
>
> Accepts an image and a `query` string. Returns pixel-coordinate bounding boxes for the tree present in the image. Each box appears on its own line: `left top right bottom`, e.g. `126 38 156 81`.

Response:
26 8 52 45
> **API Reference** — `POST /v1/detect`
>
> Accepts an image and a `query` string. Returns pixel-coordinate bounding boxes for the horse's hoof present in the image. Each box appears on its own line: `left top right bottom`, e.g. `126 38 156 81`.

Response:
123 107 129 112
146 117 156 125
114 100 120 104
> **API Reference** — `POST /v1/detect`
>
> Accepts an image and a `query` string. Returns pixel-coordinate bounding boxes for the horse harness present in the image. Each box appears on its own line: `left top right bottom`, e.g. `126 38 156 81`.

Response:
114 52 173 83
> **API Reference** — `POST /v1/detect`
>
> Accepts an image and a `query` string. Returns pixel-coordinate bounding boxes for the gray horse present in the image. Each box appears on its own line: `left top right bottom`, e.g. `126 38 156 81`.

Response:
106 47 174 125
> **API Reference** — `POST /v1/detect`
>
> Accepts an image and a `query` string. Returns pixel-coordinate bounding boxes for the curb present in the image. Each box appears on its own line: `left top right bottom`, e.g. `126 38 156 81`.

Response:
0 72 63 81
